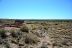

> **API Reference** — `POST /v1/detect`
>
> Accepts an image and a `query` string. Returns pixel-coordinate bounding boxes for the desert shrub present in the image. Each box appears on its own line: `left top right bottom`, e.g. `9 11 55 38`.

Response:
10 30 17 38
54 23 58 25
41 46 48 48
43 26 48 30
20 25 29 33
25 37 39 44
11 30 22 38
11 32 18 38
62 42 69 46
5 43 10 48
25 33 40 44
31 24 38 30
0 29 7 39
25 37 34 44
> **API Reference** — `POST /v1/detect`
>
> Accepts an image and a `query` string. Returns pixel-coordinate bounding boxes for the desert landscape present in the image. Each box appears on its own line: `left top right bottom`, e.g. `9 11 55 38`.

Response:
0 19 72 48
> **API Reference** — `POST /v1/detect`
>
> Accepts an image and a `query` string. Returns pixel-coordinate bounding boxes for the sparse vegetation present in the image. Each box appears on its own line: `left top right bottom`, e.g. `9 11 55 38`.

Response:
0 19 72 48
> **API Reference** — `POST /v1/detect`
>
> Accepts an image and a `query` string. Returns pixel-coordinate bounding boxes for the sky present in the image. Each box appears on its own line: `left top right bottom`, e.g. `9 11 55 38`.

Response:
0 0 72 19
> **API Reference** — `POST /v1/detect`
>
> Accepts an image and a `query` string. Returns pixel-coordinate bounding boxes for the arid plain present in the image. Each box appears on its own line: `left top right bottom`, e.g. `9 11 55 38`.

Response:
0 19 72 48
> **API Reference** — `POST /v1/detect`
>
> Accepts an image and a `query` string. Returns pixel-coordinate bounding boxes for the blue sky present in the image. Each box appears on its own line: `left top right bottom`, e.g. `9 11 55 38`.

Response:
0 0 72 19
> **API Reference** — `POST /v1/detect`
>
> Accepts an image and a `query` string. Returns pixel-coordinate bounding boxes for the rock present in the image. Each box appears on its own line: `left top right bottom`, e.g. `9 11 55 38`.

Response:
5 32 11 36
